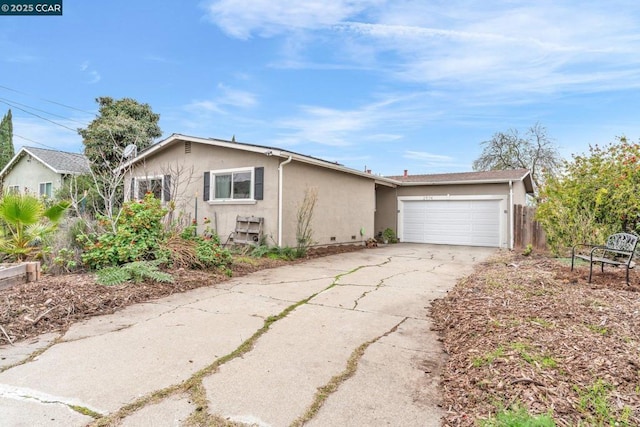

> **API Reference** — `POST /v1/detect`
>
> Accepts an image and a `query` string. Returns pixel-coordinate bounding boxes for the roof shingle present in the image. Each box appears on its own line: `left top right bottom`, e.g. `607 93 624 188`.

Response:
22 146 90 174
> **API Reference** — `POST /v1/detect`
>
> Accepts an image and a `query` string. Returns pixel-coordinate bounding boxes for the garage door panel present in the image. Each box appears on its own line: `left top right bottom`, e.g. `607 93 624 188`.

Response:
401 199 501 247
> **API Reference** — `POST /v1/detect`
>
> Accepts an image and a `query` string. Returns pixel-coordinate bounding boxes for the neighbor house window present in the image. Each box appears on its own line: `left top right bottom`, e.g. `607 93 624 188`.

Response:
7 185 19 194
203 167 264 202
39 182 52 198
131 175 171 202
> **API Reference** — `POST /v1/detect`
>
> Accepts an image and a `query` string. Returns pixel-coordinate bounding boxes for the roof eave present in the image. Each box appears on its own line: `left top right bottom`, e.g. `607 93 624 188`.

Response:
393 176 536 194
122 133 398 184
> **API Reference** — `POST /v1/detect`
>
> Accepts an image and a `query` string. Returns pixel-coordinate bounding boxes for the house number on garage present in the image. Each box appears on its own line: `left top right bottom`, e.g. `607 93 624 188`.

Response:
423 196 434 200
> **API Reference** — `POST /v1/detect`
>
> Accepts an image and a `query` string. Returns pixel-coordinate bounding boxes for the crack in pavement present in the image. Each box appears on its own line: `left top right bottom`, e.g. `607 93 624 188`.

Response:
350 268 420 310
291 316 410 426
85 256 403 426
0 383 105 418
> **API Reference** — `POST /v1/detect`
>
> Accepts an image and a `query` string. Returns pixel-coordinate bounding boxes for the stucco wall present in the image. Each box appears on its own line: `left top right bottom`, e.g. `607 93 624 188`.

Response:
129 141 280 243
279 161 376 247
374 185 398 237
396 182 512 198
128 140 376 247
2 155 62 195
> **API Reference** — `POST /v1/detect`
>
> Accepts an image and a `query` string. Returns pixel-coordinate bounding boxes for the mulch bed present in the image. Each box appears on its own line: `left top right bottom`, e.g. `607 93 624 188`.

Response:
432 251 640 426
0 244 363 345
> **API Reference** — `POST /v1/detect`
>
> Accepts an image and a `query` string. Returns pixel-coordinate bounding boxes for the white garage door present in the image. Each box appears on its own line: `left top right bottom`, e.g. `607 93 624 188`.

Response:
401 199 501 247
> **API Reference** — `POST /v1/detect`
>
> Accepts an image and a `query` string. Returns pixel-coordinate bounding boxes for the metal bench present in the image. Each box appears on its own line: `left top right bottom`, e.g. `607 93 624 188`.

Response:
571 232 638 285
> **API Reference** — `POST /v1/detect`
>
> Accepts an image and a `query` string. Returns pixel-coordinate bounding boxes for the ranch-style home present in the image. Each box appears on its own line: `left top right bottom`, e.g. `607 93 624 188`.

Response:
124 134 534 249
0 146 90 197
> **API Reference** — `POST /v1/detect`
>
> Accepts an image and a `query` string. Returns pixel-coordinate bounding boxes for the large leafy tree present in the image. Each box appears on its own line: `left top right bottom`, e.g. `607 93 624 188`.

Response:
79 97 161 173
76 97 161 222
473 123 561 192
0 109 15 171
536 137 640 255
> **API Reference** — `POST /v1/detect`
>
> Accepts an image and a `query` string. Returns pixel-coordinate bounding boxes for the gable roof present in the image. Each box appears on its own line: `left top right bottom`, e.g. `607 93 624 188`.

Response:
124 133 395 186
0 146 90 178
386 169 535 193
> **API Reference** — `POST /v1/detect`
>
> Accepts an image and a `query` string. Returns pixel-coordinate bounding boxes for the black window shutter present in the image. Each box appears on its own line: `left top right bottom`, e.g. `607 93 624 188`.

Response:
254 167 264 200
203 172 210 201
130 178 135 200
163 175 171 202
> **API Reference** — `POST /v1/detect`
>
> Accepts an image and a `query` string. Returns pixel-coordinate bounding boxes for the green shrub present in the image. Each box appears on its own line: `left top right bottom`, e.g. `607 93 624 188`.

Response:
194 239 232 269
80 193 167 269
382 228 398 243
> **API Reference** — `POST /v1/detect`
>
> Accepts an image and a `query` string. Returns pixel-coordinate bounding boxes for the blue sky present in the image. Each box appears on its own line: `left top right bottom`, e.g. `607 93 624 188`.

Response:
2 1 640 176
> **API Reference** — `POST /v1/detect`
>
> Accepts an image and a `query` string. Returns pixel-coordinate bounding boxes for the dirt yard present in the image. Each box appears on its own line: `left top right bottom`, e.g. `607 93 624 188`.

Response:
432 251 640 426
1 246 639 425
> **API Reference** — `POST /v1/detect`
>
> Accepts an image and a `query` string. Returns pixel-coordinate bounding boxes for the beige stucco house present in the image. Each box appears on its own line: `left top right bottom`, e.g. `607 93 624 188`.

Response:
0 146 90 197
124 134 534 249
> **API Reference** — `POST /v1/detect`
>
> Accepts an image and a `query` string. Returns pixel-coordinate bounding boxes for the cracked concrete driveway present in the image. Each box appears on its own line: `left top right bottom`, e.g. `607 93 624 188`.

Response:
0 243 495 427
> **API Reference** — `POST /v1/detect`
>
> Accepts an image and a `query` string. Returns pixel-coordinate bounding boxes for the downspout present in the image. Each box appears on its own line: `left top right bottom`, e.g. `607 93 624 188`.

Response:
509 180 514 250
278 156 293 246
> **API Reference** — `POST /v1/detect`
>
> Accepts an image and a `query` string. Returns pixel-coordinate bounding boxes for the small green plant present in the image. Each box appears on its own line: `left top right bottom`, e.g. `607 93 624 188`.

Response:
96 260 174 286
473 346 505 367
249 243 271 258
529 317 554 328
586 324 609 335
522 243 533 256
508 341 558 369
52 248 80 273
480 404 555 427
381 227 398 244
178 224 231 269
574 379 631 425
194 239 232 269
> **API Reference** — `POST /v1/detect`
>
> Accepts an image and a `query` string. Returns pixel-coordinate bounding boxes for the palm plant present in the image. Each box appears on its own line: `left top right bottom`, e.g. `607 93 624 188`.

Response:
0 193 70 261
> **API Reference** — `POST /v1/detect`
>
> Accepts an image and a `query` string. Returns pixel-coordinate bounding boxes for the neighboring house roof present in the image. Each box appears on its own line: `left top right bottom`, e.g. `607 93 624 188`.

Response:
0 146 91 178
386 168 535 193
123 133 395 186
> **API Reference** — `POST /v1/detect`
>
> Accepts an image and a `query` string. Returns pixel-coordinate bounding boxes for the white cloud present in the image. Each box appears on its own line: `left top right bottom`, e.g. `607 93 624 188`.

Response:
203 1 640 101
333 3 640 97
402 150 466 172
80 61 101 84
184 83 258 115
5 54 38 63
202 0 380 39
272 94 417 147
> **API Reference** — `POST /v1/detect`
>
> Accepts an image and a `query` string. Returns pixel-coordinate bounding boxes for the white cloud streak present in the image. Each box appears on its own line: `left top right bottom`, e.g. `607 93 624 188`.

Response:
185 83 258 115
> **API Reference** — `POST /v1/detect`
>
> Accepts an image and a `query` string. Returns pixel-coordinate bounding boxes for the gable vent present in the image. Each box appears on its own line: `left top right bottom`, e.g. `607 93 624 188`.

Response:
185 141 192 154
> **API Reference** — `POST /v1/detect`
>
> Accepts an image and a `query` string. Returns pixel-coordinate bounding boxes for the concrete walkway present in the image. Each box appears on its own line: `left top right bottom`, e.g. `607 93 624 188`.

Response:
0 244 495 427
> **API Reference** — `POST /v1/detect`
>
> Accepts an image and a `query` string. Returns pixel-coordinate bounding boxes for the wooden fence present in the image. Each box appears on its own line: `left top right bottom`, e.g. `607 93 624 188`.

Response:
513 204 547 250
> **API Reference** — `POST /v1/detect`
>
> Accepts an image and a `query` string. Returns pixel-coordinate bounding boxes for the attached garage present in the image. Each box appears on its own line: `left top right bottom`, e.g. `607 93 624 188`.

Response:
375 169 535 250
399 197 506 247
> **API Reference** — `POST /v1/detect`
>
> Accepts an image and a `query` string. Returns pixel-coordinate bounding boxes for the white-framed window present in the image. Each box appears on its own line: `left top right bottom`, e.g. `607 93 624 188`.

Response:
7 185 20 194
204 167 264 203
132 175 170 201
214 168 252 200
39 182 52 198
